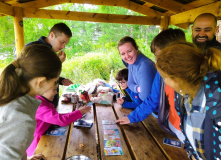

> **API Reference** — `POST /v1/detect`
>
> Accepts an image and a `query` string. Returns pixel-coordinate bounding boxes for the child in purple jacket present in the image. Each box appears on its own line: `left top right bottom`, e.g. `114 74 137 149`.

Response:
26 85 91 157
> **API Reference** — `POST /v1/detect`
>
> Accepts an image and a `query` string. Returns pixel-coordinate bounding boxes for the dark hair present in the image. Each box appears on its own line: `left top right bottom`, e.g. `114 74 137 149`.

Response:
151 28 186 53
193 13 217 26
117 36 139 50
115 68 128 81
0 44 62 105
50 23 72 38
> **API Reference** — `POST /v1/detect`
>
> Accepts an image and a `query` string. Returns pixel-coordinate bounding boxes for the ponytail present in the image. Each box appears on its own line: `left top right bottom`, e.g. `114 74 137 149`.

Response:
0 62 27 105
0 44 61 106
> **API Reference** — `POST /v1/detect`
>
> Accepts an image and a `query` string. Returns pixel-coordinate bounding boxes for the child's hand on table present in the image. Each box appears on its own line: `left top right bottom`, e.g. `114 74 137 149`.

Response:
117 98 125 105
116 117 130 125
79 105 91 115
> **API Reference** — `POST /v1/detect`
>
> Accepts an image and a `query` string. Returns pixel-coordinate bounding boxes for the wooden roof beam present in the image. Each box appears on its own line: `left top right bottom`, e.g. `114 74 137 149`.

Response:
8 0 65 8
72 0 165 17
15 0 132 8
3 0 23 6
141 0 192 13
23 8 161 25
170 1 221 25
142 2 174 15
187 0 218 8
18 0 164 17
175 23 190 30
0 2 14 16
120 0 165 17
0 14 6 18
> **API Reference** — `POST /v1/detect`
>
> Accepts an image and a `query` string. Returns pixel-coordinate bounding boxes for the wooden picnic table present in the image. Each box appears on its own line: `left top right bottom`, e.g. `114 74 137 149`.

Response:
35 89 189 160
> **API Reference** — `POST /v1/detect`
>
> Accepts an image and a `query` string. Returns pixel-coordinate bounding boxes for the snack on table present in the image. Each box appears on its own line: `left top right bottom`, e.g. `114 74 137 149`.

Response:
79 144 84 148
80 91 90 103
61 93 72 104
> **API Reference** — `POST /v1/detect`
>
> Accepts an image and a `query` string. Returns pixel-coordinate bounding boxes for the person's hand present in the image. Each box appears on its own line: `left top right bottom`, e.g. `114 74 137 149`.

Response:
27 153 47 160
117 98 124 105
116 117 130 125
57 50 66 63
62 78 73 86
78 105 92 115
191 155 197 160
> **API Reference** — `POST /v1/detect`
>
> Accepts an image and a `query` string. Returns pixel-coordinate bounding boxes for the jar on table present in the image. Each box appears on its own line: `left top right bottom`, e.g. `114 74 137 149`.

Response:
71 94 79 104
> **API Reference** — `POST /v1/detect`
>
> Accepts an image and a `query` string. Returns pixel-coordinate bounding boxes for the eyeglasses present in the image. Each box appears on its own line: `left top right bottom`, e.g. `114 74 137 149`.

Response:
117 81 127 85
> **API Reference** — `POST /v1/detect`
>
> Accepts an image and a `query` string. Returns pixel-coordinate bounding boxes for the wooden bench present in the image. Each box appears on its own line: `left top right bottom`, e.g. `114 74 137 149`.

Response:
113 103 188 160
142 115 188 160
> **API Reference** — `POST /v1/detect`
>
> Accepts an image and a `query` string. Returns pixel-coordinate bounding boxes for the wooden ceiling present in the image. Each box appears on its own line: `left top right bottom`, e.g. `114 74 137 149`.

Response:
1 0 221 29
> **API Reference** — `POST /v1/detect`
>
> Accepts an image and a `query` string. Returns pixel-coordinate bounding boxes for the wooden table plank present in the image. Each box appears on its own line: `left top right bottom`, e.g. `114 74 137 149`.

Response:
96 104 132 160
65 103 97 160
143 115 189 160
34 125 70 160
113 103 167 160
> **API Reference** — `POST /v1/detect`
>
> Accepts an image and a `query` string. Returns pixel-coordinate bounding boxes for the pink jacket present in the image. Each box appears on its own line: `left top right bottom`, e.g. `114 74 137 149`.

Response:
26 95 82 156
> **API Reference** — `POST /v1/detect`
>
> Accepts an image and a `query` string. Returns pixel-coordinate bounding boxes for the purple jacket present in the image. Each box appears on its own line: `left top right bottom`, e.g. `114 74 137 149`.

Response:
26 95 82 156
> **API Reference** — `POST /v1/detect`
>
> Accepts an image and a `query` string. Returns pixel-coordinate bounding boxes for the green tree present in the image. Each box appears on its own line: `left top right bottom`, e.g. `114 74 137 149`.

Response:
0 3 191 84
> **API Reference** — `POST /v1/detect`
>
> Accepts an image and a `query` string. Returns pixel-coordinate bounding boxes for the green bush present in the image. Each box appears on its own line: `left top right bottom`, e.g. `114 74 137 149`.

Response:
61 49 125 84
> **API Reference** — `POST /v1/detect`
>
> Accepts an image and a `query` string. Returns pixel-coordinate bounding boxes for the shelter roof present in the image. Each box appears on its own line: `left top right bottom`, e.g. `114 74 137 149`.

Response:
1 0 221 29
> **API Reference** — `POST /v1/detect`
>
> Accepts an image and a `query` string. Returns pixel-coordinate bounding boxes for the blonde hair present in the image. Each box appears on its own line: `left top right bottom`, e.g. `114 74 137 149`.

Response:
156 42 221 97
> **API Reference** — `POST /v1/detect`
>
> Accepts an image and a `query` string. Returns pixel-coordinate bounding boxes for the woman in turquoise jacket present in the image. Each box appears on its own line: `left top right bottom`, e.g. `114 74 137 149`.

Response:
118 36 157 101
116 29 186 125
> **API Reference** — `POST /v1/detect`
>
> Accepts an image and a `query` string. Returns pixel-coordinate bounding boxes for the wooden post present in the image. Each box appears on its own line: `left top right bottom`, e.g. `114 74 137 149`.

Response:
159 16 169 32
13 7 24 56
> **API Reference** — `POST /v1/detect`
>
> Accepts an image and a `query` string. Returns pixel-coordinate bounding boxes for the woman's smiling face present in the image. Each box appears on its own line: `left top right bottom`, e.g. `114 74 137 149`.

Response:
118 42 138 65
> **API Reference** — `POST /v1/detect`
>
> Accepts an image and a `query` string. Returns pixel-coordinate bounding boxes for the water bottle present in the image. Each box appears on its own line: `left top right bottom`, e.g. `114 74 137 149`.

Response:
109 69 116 88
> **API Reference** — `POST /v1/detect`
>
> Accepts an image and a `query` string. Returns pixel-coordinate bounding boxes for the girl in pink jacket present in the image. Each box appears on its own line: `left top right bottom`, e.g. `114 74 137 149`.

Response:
26 86 91 157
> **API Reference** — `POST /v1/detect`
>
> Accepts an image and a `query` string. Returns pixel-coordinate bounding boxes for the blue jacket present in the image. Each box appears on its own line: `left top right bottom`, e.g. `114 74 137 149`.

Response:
128 72 160 123
127 52 156 101
122 87 143 109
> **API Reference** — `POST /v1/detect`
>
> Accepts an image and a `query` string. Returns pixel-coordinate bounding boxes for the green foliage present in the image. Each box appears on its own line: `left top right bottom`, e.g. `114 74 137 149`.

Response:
61 49 124 84
0 3 191 85
0 17 14 46
0 16 15 61
0 59 12 73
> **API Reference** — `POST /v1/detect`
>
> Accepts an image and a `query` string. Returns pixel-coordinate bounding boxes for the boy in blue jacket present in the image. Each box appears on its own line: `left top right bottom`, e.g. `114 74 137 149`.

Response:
115 68 143 109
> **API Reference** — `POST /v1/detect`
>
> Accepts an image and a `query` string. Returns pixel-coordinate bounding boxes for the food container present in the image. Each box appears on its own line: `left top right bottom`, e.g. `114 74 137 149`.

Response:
71 94 79 103
80 91 90 103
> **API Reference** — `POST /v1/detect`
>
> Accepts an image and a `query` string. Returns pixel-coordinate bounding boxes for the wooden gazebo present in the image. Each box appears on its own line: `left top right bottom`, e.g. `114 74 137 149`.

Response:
1 0 221 55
